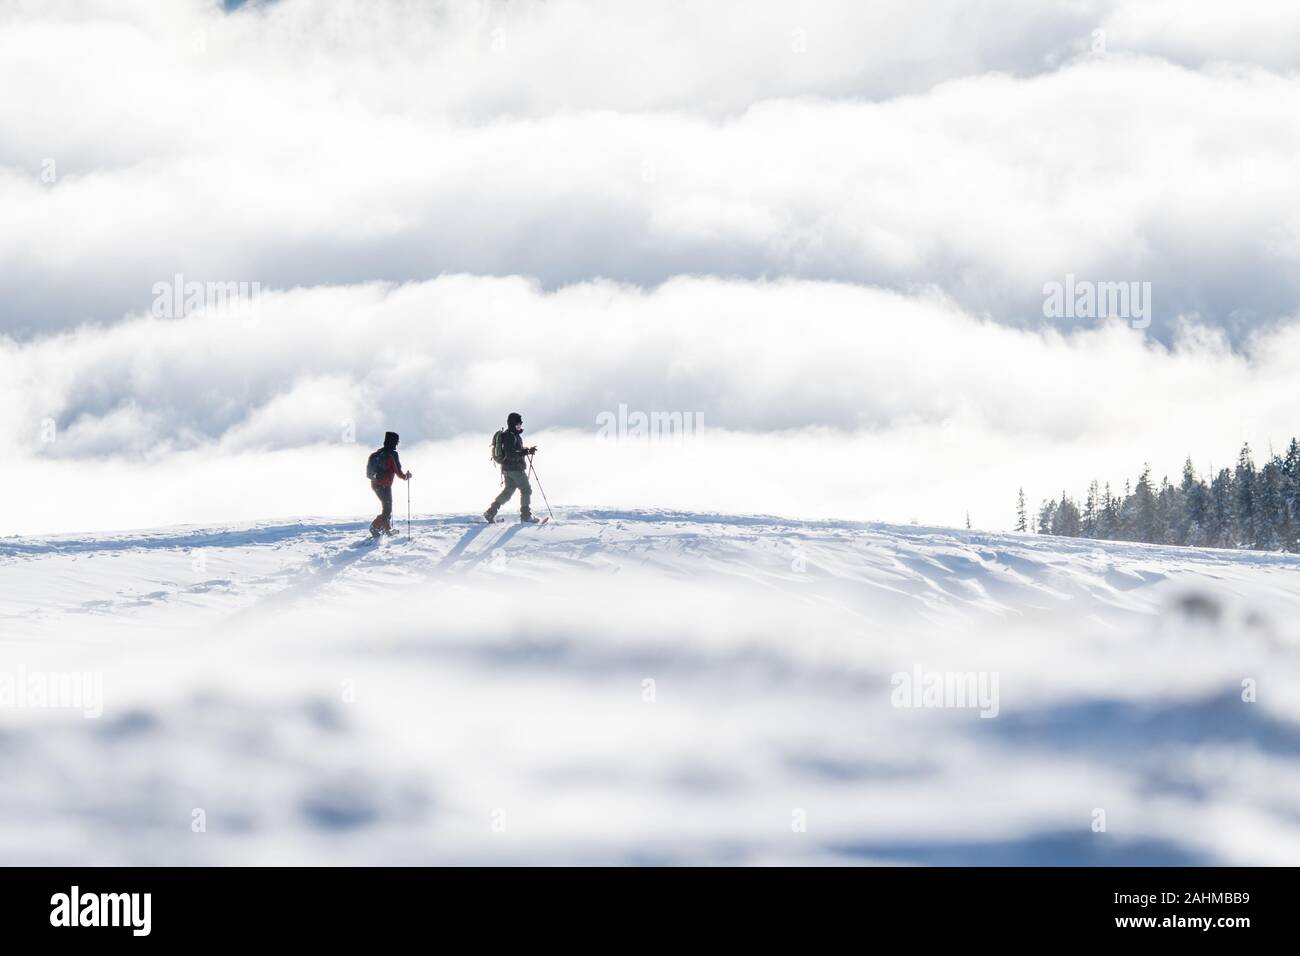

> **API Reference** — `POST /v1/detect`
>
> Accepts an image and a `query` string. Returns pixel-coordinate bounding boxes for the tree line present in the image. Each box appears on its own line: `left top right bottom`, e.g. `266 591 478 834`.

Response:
1016 439 1300 551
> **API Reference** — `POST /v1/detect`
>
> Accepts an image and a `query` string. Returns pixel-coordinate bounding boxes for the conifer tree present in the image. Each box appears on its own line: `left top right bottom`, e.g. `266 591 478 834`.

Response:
1282 438 1300 488
1100 482 1119 539
1118 479 1136 540
1019 435 1300 552
1209 467 1234 548
1052 492 1081 537
1083 480 1099 537
1179 457 1208 545
1255 459 1285 551
1132 467 1157 543
1037 498 1057 535
1283 439 1300 549
1159 477 1178 543
1234 443 1257 548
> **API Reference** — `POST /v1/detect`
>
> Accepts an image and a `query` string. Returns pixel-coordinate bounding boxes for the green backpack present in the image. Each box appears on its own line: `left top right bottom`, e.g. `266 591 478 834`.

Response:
490 429 507 465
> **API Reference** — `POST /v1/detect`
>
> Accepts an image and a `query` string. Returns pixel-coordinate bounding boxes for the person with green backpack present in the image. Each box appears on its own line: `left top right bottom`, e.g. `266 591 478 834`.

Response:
485 412 539 523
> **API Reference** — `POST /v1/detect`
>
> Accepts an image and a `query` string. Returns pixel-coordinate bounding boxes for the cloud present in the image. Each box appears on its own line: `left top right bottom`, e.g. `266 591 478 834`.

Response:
4 1 1299 531
4 273 1287 451
2 273 1298 533
1 2 1298 337
1100 0 1300 70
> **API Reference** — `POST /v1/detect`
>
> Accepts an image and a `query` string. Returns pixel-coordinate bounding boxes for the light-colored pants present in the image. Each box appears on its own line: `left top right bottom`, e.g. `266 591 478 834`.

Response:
489 469 532 517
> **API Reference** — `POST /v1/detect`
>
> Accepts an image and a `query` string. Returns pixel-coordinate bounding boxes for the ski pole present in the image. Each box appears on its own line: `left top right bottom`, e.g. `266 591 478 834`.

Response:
407 477 411 537
528 455 554 521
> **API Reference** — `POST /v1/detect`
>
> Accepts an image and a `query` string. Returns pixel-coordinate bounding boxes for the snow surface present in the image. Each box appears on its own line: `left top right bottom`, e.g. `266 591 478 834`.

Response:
2 510 1298 865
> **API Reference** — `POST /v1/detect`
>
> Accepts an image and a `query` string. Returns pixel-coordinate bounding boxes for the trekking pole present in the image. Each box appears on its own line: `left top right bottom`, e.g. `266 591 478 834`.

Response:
407 478 411 537
528 455 555 521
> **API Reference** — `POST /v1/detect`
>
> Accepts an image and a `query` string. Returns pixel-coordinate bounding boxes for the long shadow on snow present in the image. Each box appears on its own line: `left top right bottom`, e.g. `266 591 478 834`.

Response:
439 528 493 572
0 516 478 559
233 539 388 615
444 523 525 574
0 521 370 558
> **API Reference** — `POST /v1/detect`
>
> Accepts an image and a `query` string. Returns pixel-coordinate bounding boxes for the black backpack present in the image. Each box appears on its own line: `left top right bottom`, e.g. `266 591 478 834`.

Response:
490 429 507 465
365 448 391 480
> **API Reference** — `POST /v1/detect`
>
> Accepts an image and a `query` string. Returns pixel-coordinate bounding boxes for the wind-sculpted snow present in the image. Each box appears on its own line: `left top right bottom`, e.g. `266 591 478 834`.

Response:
2 511 1298 864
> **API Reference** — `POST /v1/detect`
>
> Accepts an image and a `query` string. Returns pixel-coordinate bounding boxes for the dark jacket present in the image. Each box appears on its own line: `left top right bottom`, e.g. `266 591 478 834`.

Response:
371 448 405 488
500 428 530 472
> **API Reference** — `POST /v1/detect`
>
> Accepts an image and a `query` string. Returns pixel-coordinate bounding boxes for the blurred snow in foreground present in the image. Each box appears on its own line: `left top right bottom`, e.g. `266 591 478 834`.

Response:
1 511 1297 865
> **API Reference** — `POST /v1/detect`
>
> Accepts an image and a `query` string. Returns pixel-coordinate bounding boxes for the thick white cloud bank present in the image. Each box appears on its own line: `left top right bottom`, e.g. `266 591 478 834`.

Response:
2 0 1299 335
2 0 1298 533
3 275 1297 535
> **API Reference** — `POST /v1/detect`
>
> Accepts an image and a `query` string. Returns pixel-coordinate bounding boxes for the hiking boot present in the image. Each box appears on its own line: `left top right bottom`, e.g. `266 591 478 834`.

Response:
519 514 541 524
483 509 498 523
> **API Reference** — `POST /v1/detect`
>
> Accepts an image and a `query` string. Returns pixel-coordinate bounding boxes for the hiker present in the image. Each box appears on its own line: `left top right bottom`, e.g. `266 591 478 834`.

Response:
366 431 412 537
485 412 540 523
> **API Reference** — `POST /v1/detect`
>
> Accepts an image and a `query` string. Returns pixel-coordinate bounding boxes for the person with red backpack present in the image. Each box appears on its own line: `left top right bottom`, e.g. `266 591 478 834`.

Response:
366 431 412 537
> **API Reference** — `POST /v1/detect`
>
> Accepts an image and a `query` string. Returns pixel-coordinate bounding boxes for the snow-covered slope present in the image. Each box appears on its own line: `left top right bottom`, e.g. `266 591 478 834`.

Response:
2 510 1298 865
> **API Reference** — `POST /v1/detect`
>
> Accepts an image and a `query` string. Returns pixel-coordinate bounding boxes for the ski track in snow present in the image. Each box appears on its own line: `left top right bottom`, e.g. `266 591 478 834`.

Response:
2 509 1299 865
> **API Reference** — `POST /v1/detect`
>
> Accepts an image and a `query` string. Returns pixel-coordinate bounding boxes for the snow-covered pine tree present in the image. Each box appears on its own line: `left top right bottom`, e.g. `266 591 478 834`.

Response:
1016 434 1300 552
1234 443 1257 548
1255 458 1285 551
1208 468 1234 548
1118 479 1136 540
1178 457 1208 546
1131 467 1157 543
1100 482 1119 539
1083 480 1099 537
1284 438 1300 479
1052 492 1082 537
1156 476 1176 544
1282 439 1300 552
1037 498 1057 535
